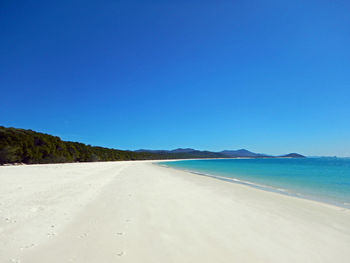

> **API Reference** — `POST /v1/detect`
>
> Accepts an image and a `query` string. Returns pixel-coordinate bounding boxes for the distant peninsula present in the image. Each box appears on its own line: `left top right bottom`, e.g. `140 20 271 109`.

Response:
0 126 305 165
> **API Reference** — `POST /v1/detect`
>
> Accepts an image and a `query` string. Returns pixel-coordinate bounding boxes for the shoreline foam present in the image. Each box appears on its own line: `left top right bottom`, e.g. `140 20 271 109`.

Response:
158 160 350 209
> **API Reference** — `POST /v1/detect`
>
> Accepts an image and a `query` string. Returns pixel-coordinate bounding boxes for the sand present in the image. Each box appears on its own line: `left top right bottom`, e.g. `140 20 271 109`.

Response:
0 160 350 263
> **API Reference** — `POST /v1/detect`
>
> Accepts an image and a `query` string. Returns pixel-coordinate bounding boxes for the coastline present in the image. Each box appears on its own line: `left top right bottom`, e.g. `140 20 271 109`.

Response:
157 160 350 209
1 160 350 262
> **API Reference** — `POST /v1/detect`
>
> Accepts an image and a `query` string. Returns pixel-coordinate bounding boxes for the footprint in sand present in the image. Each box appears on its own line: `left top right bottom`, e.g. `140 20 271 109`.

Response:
79 233 88 238
20 243 36 250
116 251 125 256
5 217 17 223
47 232 56 237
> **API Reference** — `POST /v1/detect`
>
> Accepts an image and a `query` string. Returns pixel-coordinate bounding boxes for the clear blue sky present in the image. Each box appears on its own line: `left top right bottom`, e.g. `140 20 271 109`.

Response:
1 0 350 156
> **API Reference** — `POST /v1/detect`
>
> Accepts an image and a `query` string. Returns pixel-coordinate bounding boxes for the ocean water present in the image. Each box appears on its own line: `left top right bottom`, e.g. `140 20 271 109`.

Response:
159 158 350 208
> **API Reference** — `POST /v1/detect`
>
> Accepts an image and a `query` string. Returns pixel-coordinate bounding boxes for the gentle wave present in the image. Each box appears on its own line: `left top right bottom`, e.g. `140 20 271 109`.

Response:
158 160 350 209
162 164 298 196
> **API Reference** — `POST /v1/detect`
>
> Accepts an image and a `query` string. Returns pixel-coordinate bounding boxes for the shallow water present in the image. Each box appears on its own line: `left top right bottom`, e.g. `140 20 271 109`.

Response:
160 158 350 208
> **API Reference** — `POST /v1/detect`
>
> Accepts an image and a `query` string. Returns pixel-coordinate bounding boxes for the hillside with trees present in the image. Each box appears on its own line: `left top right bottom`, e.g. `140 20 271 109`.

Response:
0 126 305 165
0 126 191 164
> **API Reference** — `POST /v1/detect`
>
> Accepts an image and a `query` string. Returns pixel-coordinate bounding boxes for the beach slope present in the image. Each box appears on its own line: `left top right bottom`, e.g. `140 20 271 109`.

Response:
1 161 350 262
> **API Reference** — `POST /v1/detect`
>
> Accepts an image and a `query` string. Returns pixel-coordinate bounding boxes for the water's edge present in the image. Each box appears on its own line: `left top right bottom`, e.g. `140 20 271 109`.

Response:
155 162 350 210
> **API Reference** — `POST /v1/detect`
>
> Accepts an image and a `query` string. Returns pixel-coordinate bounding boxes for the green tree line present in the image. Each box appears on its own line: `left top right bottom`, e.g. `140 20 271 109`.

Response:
0 126 182 164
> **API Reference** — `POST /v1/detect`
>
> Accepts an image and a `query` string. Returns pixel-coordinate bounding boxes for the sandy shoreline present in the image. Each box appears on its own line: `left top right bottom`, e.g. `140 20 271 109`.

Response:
1 161 350 262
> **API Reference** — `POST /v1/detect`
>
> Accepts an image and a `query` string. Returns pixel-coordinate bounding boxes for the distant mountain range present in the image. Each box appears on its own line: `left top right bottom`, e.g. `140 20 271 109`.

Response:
0 125 305 165
135 148 305 158
219 149 268 158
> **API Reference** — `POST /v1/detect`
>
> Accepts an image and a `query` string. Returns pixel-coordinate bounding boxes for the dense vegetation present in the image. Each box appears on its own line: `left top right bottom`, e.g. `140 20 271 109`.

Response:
0 126 305 165
0 126 194 164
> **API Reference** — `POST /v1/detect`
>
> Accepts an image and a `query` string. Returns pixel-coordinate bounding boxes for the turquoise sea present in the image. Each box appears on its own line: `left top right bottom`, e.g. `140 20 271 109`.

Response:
160 158 350 208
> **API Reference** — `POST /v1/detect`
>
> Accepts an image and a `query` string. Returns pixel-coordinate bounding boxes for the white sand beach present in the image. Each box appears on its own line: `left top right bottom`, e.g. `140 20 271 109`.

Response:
1 161 350 263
